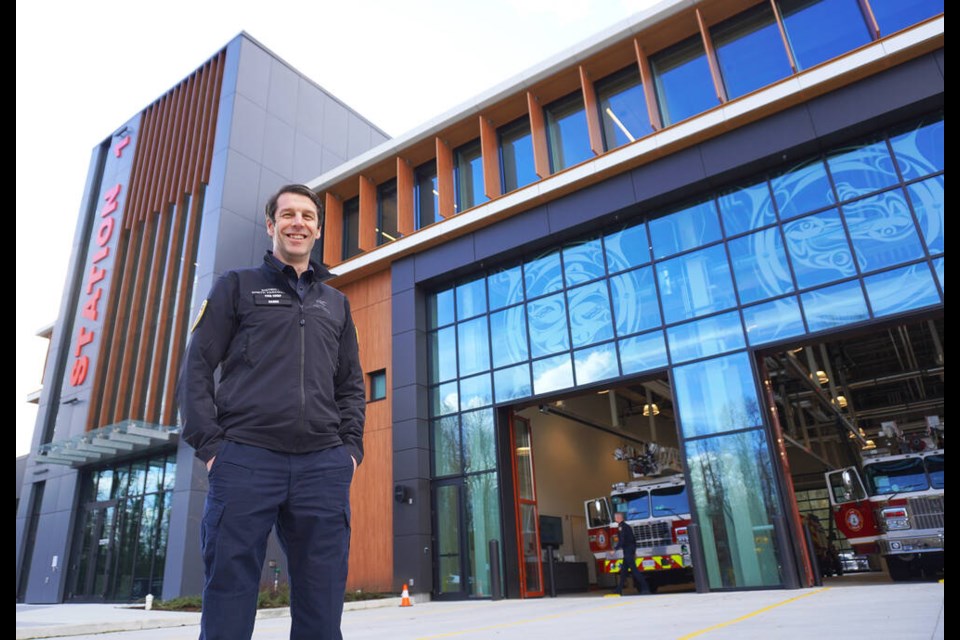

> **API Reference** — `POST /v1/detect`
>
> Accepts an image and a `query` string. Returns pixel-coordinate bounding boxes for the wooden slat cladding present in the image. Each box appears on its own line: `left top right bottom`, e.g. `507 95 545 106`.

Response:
336 270 394 592
88 50 225 432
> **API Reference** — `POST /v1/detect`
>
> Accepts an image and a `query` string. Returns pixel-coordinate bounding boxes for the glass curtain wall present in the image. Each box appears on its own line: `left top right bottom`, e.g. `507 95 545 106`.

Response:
426 112 943 592
342 196 361 259
544 92 593 172
499 118 537 193
777 0 871 70
651 34 717 126
595 66 653 150
712 3 793 99
869 0 943 35
377 180 399 245
415 160 440 229
455 139 488 213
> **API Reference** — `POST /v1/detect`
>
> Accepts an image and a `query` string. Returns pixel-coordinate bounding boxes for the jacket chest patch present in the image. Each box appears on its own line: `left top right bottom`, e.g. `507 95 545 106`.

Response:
252 288 292 306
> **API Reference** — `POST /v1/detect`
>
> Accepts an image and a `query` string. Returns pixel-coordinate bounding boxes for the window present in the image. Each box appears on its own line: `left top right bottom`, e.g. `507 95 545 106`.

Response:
342 196 361 259
415 160 439 229
712 3 793 99
777 0 871 70
544 92 593 172
368 370 387 401
869 0 942 36
595 66 653 150
651 34 717 126
376 180 398 245
454 139 487 213
499 117 537 193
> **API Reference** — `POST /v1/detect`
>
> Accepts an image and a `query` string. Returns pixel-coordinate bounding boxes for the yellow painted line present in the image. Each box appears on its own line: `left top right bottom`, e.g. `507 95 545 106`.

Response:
677 587 831 639
415 600 633 639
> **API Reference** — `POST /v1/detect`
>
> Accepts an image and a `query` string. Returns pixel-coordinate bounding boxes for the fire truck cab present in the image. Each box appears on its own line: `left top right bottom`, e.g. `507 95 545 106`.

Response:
826 447 944 581
584 474 693 592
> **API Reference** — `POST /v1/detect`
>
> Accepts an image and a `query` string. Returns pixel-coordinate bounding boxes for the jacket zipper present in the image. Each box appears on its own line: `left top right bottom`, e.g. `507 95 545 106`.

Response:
298 303 306 431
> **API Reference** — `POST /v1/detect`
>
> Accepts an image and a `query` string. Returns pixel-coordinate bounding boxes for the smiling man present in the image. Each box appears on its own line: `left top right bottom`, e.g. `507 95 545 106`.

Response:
177 184 365 640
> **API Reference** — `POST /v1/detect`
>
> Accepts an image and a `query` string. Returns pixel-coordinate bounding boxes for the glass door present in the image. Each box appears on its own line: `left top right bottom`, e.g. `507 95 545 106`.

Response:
433 479 467 599
511 415 544 597
69 500 118 601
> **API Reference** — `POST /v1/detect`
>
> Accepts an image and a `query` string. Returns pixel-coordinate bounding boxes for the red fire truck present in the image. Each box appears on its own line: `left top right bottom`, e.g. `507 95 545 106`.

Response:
826 436 944 581
584 473 694 592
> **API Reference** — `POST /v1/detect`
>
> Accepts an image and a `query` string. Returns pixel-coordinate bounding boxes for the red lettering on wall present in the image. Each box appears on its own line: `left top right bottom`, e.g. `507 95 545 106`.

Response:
91 246 110 264
86 264 106 295
82 288 103 322
96 217 115 246
74 326 95 357
102 184 122 217
114 135 131 158
70 356 89 386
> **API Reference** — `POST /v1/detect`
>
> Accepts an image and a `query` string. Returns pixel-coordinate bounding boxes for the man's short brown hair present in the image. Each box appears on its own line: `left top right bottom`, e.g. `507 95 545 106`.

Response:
264 184 324 224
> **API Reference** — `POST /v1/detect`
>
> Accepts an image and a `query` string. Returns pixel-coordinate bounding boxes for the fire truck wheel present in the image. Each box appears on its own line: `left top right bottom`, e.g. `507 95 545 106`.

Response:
886 556 920 582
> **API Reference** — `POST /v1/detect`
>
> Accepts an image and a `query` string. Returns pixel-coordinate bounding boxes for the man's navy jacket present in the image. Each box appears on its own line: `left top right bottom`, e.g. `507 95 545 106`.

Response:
177 252 365 466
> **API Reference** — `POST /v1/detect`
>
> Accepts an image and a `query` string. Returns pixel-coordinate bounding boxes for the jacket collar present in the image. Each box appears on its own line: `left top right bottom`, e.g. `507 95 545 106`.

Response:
262 251 332 282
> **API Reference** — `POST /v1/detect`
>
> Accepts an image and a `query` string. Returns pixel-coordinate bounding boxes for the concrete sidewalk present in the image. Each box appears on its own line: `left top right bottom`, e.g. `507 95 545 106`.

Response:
15 575 943 640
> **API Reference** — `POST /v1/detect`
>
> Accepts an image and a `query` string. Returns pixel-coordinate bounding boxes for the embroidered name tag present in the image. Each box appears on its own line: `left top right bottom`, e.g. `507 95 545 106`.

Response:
253 291 292 306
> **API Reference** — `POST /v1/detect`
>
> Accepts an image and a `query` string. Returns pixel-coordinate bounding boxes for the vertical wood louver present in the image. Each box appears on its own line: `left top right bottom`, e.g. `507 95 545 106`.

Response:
88 49 225 432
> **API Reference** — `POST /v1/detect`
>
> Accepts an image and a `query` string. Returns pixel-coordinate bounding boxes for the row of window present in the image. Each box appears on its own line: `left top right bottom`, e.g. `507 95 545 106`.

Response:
339 0 942 260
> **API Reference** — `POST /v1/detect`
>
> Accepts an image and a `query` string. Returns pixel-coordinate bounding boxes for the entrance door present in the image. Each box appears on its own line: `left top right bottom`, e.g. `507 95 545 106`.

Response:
433 479 468 599
510 415 544 597
69 501 118 601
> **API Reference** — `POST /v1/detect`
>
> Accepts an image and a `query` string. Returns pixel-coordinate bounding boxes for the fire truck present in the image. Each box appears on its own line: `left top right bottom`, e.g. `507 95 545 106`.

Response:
583 446 693 592
825 423 944 581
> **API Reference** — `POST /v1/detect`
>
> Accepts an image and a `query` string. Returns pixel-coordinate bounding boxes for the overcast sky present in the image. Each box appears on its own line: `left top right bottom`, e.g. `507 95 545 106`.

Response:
15 0 663 456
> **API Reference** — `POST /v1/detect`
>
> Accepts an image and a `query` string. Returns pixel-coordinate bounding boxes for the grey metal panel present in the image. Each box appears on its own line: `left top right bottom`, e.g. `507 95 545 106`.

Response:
236 37 272 109
934 48 943 78
391 256 416 296
413 234 476 282
393 418 430 452
229 94 267 163
390 286 418 336
631 146 707 205
213 209 258 274
212 40 241 158
391 331 420 401
161 444 208 601
322 147 347 174
262 115 296 180
292 133 325 184
474 206 549 262
392 380 428 424
393 531 433 594
220 149 262 222
392 478 432 536
267 58 299 127
322 100 350 159
393 447 431 482
296 77 327 144
251 231 272 268
23 501 73 603
347 116 375 160
546 173 636 234
257 167 289 220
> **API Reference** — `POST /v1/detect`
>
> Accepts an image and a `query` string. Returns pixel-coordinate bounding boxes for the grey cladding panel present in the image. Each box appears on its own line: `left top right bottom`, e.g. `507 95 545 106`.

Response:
267 59 299 126
236 38 272 109
262 115 295 180
229 95 267 163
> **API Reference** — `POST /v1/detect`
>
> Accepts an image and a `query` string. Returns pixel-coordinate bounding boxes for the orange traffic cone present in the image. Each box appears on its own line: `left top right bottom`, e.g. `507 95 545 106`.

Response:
400 583 413 607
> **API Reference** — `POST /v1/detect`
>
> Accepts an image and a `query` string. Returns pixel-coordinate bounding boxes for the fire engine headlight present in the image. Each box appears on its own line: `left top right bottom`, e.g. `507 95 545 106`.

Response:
881 508 910 531
889 541 903 551
885 519 910 530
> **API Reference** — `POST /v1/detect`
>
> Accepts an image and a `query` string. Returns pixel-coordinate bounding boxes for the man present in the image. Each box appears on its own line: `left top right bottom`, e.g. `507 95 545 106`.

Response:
613 511 651 596
177 184 365 640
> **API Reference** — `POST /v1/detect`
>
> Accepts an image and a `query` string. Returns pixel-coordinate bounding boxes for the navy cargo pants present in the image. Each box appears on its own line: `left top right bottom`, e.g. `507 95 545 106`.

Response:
200 441 354 640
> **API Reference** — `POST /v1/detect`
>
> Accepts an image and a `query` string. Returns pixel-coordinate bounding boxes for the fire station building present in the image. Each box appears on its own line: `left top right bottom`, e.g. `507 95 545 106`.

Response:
17 0 943 603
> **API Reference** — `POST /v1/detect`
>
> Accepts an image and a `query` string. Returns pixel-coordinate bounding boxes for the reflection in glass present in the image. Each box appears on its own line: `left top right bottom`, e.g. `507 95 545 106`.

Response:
717 180 777 236
610 267 661 337
800 280 869 332
415 160 440 229
827 140 899 201
500 118 538 193
342 197 361 260
429 327 457 383
651 35 718 125
455 139 488 212
428 288 455 329
619 331 668 375
649 200 722 259
783 210 856 289
463 408 496 473
545 92 593 172
490 306 528 368
376 180 399 245
458 317 490 377
604 222 650 274
906 176 944 255
771 158 835 220
456 277 487 320
96 469 114 501
460 373 492 412
778 0 871 70
431 381 459 417
728 228 794 304
667 311 746 364
712 3 792 99
435 484 463 594
488 265 525 311
864 264 941 317
869 0 943 35
685 430 783 588
933 258 943 290
658 245 737 324
532 353 574 395
527 293 570 357
563 237 606 286
524 250 564 299
433 416 462 476
494 363 532 403
743 297 806 346
889 116 944 179
596 66 653 149
843 190 924 273
466 472 502 596
674 352 762 438
574 343 619 385
567 281 614 348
